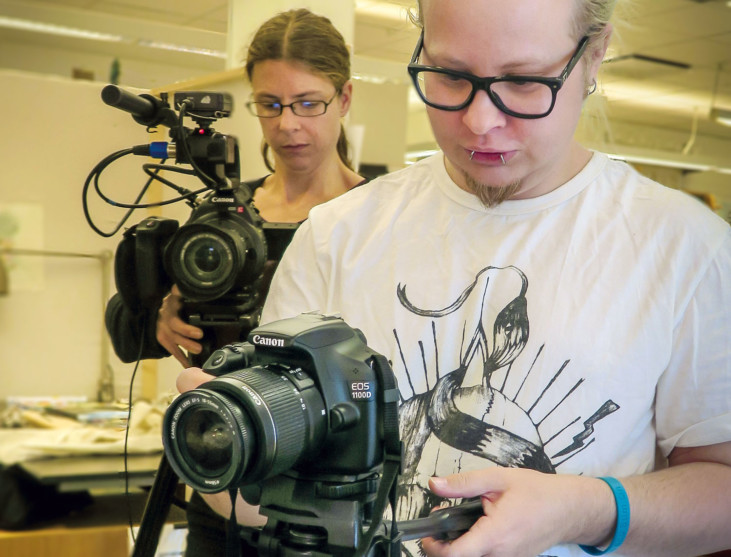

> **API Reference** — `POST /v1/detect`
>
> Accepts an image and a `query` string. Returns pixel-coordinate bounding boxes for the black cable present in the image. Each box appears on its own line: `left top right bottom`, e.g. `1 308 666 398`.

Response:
82 148 138 237
176 102 219 188
140 164 207 206
124 317 146 544
93 162 204 209
82 149 205 237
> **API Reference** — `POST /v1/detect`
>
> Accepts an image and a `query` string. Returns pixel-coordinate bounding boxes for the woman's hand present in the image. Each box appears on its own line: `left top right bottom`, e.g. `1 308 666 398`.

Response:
156 284 204 366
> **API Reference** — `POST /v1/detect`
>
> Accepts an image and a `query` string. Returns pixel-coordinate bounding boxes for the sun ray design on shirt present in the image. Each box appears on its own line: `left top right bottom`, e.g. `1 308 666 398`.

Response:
392 265 619 535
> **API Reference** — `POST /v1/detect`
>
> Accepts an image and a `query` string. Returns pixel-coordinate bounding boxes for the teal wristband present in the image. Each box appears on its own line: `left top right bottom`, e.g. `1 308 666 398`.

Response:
579 476 630 555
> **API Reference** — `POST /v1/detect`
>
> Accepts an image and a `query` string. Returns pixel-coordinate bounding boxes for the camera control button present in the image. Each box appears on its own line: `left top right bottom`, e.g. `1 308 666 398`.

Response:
329 403 359 432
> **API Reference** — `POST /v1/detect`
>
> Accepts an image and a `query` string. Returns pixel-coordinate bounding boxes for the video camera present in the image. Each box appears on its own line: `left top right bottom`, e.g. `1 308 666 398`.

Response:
86 85 297 360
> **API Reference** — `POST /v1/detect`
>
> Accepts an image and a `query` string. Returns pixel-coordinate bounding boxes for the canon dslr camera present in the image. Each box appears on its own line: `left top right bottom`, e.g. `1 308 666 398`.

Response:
162 312 397 493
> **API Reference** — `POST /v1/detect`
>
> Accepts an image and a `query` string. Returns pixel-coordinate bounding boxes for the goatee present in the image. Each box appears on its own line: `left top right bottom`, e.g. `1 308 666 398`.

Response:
465 174 522 208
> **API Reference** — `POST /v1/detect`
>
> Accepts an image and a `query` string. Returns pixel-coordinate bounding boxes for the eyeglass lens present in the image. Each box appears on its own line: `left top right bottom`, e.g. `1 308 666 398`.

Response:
414 72 554 115
248 100 328 117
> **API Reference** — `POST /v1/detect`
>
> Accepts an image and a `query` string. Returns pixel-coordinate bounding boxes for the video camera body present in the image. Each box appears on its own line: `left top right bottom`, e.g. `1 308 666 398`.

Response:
117 187 267 326
99 85 296 358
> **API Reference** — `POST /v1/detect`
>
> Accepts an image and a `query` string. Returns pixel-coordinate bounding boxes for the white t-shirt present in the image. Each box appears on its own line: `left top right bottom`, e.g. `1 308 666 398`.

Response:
261 151 731 556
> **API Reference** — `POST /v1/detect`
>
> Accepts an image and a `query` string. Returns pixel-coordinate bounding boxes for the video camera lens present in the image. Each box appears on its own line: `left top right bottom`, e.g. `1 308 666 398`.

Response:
163 363 327 493
166 218 252 302
179 231 234 283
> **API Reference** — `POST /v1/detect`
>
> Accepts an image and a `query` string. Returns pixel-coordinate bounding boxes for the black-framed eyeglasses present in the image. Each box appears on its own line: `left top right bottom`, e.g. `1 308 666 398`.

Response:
246 91 339 118
407 31 589 119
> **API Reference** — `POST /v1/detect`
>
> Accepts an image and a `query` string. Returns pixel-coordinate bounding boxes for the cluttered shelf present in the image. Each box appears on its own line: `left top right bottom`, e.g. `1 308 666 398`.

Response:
0 396 172 462
0 396 183 557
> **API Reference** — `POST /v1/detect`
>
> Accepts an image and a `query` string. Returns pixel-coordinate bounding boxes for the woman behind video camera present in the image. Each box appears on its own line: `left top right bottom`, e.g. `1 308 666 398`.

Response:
105 8 365 556
155 10 363 368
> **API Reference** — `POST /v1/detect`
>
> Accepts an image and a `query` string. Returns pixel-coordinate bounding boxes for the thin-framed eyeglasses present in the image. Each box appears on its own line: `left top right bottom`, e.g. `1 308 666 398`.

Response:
407 31 589 119
246 91 339 118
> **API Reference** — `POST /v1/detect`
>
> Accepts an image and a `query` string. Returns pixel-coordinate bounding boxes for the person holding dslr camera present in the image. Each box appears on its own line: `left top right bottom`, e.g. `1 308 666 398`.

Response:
179 0 730 556
106 8 365 555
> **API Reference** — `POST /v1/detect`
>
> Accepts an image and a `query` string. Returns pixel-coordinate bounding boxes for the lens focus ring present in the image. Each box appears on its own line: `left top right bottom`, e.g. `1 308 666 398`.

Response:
163 365 324 492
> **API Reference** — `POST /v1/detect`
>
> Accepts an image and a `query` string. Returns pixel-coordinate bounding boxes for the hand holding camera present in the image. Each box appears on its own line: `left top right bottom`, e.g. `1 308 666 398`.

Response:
156 285 204 366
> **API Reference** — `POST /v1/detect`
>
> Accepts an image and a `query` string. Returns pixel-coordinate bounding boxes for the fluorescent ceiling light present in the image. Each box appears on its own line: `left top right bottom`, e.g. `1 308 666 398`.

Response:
136 40 225 58
0 15 123 42
710 107 731 127
355 0 412 21
601 150 731 175
604 152 711 172
405 149 438 164
0 16 224 58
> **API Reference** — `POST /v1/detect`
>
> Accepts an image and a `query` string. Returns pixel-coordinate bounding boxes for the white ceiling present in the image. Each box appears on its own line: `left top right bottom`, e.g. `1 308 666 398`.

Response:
2 0 731 144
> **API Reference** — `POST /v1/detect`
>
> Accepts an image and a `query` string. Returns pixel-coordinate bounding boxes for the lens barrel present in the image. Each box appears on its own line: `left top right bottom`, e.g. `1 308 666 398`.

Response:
166 220 247 302
163 364 326 493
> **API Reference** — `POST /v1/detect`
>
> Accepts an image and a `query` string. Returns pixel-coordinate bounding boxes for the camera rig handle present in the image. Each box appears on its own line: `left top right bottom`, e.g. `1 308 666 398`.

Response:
394 499 484 542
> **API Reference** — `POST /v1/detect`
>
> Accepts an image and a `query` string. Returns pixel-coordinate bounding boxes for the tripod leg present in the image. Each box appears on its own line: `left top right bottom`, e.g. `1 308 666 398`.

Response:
132 454 181 557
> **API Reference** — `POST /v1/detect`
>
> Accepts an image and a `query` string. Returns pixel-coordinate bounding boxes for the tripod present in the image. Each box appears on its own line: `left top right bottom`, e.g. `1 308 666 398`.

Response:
131 455 181 557
247 465 402 557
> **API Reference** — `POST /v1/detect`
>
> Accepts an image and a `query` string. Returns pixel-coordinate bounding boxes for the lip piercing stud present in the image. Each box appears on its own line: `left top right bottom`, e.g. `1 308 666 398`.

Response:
470 151 506 164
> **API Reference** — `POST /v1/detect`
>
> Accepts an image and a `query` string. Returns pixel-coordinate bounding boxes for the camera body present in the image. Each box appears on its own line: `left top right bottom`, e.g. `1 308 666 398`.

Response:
110 88 270 311
122 186 266 307
162 312 394 494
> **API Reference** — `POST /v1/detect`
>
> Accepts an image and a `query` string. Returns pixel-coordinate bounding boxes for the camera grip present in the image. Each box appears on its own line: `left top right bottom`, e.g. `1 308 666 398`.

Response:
397 499 484 542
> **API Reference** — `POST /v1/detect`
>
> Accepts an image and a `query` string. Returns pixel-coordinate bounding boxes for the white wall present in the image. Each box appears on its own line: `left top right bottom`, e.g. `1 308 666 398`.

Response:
350 79 409 172
0 70 171 402
0 39 224 91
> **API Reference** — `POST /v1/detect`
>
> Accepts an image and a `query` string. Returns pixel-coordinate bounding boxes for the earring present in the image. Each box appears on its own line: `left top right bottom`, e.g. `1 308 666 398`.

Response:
587 79 597 96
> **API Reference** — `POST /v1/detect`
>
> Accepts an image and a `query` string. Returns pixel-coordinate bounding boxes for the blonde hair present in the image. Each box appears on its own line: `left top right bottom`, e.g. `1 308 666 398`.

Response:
410 0 617 79
244 9 353 172
570 0 617 75
411 0 616 34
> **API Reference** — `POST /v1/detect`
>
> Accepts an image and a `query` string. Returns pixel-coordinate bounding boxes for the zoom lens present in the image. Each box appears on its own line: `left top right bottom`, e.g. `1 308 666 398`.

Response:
162 364 327 493
191 242 223 274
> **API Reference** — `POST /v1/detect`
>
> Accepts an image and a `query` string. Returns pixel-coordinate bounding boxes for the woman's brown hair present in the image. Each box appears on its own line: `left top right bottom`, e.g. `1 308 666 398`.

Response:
245 9 354 172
